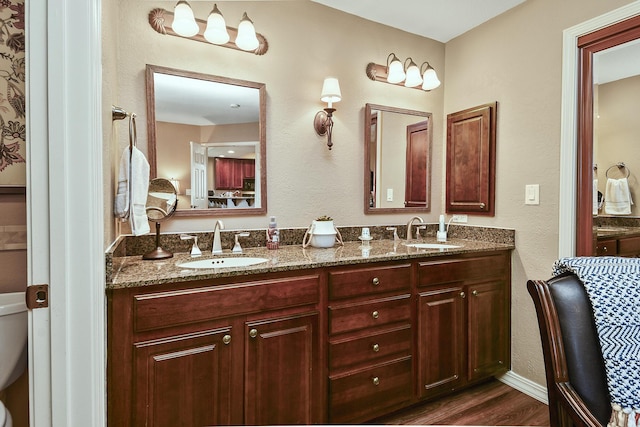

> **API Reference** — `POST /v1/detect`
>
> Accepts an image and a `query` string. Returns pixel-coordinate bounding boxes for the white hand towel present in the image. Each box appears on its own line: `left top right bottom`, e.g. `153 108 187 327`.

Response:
605 177 633 215
114 146 150 235
593 178 598 215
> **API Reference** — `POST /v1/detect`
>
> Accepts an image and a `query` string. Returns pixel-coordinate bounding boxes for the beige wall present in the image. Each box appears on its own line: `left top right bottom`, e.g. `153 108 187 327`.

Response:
102 0 635 388
595 76 640 215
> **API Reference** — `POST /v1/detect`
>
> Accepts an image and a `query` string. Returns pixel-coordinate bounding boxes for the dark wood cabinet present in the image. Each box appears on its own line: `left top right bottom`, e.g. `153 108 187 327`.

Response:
446 102 497 216
108 252 511 425
214 158 255 190
404 120 430 208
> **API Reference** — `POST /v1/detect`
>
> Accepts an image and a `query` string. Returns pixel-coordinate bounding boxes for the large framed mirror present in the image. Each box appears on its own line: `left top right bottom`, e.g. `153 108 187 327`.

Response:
364 103 432 214
574 14 640 255
146 64 267 217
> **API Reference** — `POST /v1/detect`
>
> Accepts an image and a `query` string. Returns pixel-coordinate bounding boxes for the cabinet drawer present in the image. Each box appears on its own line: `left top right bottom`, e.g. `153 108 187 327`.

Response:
133 275 319 332
617 236 640 256
329 264 411 300
329 324 411 371
329 357 413 424
329 294 411 335
596 238 618 256
418 254 507 287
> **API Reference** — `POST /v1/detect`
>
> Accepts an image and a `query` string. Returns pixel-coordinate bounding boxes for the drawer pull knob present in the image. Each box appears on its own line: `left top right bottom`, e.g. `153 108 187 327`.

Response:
372 310 379 319
222 334 231 345
460 291 466 298
372 343 380 352
472 290 478 296
249 328 258 338
372 377 380 386
372 277 380 286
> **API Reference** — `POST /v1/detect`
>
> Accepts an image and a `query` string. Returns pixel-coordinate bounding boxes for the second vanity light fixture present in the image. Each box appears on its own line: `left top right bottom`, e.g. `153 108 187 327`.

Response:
149 1 268 55
313 77 342 150
366 53 441 91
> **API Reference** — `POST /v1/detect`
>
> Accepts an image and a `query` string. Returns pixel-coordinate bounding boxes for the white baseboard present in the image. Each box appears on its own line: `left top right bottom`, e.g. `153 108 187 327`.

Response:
498 371 549 405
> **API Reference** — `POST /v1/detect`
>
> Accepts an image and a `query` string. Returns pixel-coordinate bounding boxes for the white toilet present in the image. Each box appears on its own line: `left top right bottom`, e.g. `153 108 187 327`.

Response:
0 292 28 427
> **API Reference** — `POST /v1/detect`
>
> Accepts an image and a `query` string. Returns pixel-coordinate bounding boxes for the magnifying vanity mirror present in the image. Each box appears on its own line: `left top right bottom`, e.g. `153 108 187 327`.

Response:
146 64 267 217
144 177 178 260
364 103 432 214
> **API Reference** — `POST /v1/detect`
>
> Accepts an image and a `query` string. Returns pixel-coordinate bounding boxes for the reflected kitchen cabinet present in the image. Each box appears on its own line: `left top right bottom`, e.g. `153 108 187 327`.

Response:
446 102 497 216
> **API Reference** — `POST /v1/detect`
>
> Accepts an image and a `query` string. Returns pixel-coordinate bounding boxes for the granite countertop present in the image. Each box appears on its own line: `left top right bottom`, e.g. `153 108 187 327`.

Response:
107 237 515 290
596 226 640 239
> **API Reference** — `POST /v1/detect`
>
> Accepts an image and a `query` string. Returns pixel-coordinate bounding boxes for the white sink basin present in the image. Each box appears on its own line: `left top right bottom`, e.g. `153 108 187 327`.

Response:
178 257 269 269
405 243 462 249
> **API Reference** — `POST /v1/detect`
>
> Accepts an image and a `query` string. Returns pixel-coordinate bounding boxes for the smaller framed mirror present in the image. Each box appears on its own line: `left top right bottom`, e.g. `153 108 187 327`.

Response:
144 178 178 260
364 103 432 214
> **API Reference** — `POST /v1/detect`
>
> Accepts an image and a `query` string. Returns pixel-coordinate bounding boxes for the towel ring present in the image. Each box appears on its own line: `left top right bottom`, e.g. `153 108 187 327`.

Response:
606 162 630 179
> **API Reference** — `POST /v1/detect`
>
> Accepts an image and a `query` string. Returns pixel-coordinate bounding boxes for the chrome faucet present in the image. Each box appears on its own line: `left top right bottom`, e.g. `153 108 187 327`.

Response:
212 220 224 254
405 216 426 242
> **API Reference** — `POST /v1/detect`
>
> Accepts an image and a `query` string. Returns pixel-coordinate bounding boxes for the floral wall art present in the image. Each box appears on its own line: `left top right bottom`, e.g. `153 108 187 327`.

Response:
0 0 24 188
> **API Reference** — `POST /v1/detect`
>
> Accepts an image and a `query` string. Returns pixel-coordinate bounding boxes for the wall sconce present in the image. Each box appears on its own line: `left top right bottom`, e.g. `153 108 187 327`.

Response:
366 53 441 91
149 2 268 55
314 77 342 150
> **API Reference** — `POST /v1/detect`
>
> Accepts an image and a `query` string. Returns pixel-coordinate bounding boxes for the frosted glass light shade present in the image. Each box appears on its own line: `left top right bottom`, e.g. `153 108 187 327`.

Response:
235 12 259 51
172 0 199 37
387 56 405 84
422 65 441 91
320 77 342 108
404 59 423 87
204 4 230 44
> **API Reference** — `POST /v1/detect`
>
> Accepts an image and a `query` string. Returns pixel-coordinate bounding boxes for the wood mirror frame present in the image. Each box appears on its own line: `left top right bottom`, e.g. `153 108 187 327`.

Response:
576 14 640 255
364 103 432 214
146 64 267 217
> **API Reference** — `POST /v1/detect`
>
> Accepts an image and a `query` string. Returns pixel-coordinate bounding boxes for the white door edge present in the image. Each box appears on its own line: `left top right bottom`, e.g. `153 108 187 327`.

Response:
27 0 105 426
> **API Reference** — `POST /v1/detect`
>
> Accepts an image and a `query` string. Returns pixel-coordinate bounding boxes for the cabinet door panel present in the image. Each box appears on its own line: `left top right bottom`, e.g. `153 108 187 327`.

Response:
467 280 507 381
417 287 465 399
245 312 320 425
133 328 233 427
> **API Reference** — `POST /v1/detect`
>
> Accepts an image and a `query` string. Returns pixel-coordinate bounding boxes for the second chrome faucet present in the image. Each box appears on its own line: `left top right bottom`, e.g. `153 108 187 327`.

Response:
212 220 224 254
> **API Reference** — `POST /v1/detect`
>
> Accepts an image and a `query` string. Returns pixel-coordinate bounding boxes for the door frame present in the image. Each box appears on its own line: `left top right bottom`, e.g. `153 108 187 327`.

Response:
26 0 105 425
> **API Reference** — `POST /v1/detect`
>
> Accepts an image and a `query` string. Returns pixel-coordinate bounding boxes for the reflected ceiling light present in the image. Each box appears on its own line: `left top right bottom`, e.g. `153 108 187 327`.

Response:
172 1 199 37
420 62 441 91
314 77 342 150
366 53 441 92
386 53 405 84
203 4 230 45
149 6 269 55
235 12 260 51
403 57 422 87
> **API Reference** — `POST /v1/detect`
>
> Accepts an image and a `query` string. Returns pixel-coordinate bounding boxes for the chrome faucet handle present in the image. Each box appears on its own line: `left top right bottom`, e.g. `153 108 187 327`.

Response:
415 225 427 239
232 232 250 254
180 234 202 257
386 227 400 242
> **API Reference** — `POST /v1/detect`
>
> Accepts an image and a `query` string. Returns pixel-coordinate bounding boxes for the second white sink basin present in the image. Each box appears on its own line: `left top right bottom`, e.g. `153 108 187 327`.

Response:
405 243 462 249
178 257 269 269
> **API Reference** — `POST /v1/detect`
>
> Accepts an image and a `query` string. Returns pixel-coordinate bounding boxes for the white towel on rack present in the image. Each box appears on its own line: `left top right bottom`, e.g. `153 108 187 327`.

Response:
114 146 150 235
605 177 633 215
593 178 599 215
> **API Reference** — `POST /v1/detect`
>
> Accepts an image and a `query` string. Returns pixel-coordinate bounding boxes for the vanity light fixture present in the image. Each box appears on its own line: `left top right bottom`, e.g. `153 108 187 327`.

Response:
149 3 268 55
314 77 341 150
366 53 441 91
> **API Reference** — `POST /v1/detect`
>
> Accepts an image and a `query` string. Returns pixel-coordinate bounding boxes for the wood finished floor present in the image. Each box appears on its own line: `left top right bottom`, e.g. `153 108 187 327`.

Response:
369 380 550 426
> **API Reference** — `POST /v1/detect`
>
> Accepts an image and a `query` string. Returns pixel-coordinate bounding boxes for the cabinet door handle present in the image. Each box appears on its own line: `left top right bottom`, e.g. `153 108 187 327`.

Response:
460 291 466 298
372 377 380 386
480 202 486 209
222 334 231 345
472 290 478 296
249 328 258 338
372 310 379 319
372 277 380 286
372 343 380 352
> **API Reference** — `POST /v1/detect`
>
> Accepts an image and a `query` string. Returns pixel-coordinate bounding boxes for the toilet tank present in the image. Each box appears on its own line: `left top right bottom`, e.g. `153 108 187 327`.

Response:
0 292 27 390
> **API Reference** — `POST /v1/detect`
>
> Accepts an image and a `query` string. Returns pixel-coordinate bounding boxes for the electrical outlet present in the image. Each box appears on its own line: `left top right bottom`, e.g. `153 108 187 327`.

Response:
451 214 468 223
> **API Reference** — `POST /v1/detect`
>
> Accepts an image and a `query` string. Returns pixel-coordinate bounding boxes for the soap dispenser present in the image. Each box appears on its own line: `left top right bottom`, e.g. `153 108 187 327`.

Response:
266 216 280 250
437 214 447 242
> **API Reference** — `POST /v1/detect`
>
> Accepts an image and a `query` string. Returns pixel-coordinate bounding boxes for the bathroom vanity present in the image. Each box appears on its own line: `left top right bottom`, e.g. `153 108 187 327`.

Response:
106 237 513 426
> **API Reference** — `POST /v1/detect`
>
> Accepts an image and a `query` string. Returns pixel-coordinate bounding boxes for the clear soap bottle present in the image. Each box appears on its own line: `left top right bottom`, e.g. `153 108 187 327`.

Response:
266 216 280 250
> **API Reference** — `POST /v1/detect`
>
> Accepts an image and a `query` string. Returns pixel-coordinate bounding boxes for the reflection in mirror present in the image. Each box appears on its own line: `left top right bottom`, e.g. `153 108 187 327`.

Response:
144 178 178 260
593 38 640 217
364 103 432 214
146 64 266 217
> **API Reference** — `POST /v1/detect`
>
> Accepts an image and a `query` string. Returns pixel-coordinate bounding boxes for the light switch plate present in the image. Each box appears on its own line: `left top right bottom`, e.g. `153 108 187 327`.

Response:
451 214 468 223
386 188 393 202
525 184 540 205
